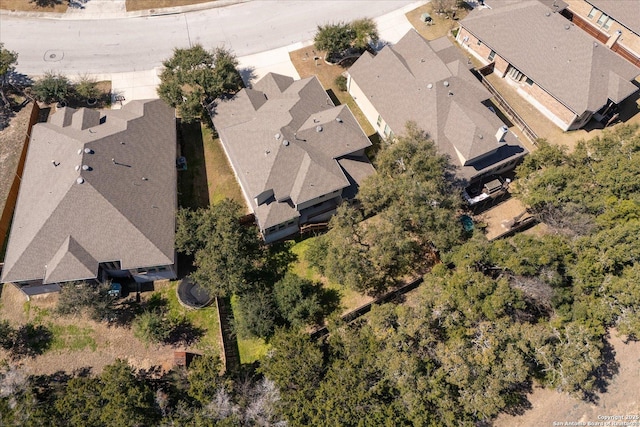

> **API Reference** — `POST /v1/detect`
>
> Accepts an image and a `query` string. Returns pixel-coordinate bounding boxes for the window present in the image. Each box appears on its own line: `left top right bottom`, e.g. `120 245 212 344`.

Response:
602 17 612 30
596 13 610 28
507 66 523 82
587 7 597 19
384 124 391 137
525 77 534 86
376 114 382 127
488 50 496 61
476 40 482 46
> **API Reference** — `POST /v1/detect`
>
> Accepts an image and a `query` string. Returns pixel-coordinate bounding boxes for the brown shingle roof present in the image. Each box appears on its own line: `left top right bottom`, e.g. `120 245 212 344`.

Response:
461 1 640 113
212 74 374 230
1 99 177 284
348 30 527 183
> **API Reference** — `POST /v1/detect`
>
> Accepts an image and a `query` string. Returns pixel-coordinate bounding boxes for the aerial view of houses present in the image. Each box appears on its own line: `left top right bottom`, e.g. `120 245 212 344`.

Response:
0 0 640 425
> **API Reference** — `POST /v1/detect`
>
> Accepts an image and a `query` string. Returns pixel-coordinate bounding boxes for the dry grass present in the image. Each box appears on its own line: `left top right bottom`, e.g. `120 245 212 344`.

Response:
201 128 247 210
405 2 471 41
126 0 214 12
0 0 68 12
289 46 375 138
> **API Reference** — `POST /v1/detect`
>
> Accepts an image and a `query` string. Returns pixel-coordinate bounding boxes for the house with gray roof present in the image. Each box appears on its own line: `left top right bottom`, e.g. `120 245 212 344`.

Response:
1 99 178 292
561 0 640 67
211 73 375 243
347 30 527 196
456 0 640 130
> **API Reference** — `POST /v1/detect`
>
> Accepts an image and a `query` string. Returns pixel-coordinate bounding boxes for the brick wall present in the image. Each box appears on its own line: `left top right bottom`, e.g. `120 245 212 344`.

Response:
565 0 640 61
518 80 579 129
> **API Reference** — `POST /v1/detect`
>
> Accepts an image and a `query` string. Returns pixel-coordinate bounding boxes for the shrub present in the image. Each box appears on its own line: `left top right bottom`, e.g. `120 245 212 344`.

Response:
335 75 347 92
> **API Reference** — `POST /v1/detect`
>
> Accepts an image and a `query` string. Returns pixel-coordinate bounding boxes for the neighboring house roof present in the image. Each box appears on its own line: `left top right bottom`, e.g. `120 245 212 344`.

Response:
348 30 527 183
1 99 177 284
211 73 374 230
460 1 640 114
586 0 640 35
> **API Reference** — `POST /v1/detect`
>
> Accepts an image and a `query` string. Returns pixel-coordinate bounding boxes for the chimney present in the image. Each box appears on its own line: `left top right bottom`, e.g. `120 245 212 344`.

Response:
606 30 622 49
495 125 508 143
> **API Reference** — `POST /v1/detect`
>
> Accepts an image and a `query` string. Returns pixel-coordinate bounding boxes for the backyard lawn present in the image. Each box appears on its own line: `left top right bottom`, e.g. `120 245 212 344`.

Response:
153 281 221 354
290 237 373 316
178 121 245 210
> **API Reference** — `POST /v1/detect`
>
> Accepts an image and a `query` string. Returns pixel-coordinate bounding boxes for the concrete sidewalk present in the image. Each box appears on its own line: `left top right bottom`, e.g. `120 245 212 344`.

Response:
82 0 425 106
1 0 248 20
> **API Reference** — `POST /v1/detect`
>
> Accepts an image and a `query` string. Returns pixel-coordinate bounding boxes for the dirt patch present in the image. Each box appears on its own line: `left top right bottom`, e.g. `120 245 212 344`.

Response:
126 0 215 12
405 2 471 41
0 0 68 12
0 283 184 375
496 329 640 426
289 46 376 140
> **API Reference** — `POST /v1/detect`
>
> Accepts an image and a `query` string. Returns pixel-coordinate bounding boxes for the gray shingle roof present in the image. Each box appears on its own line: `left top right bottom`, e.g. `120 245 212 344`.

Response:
212 74 373 230
586 0 640 35
348 30 527 183
1 99 177 284
461 1 640 113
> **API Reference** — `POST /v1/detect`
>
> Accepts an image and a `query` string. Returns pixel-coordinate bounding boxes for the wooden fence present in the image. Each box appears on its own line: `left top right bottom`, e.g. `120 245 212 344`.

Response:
472 67 539 145
0 102 40 257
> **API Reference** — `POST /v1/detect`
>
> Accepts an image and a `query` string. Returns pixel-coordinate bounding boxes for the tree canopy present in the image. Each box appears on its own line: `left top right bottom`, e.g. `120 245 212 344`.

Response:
314 18 379 60
31 71 71 104
157 45 243 123
308 122 462 294
176 200 262 297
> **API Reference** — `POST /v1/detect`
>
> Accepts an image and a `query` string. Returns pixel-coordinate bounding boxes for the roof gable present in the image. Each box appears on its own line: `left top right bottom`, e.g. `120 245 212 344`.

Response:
349 30 527 182
461 1 640 112
2 100 176 284
212 73 373 230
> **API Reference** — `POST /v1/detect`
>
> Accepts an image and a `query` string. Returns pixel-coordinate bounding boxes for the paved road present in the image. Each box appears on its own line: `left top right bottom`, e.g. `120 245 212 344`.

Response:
1 1 416 75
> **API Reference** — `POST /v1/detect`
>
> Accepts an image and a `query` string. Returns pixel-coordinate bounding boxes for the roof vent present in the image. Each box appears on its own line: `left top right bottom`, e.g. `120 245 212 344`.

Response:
448 91 454 96
142 177 148 181
283 139 290 146
443 81 450 87
335 117 343 123
478 134 483 140
75 165 80 171
565 24 570 30
265 150 270 155
77 149 82 155
82 165 90 171
420 58 425 63
545 11 551 17
496 125 508 142
275 133 281 140
76 177 84 184
427 83 433 89
316 125 323 132
84 148 93 154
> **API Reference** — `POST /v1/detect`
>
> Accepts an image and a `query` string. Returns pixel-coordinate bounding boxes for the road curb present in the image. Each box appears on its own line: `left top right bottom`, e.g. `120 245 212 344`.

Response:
0 0 250 20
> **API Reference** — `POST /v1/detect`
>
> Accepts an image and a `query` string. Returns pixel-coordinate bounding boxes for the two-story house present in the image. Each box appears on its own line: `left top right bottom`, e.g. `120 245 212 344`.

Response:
211 73 375 243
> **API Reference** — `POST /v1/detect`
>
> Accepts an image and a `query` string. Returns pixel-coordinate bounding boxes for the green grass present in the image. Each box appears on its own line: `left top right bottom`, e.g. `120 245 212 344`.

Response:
289 237 372 315
237 336 270 364
229 294 270 364
49 324 97 352
203 130 245 208
155 282 221 354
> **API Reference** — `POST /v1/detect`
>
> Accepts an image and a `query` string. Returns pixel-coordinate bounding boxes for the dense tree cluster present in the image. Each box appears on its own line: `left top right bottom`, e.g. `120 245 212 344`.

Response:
176 200 332 339
308 123 463 295
157 45 243 123
0 356 283 427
